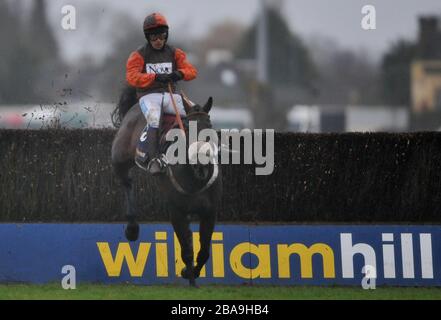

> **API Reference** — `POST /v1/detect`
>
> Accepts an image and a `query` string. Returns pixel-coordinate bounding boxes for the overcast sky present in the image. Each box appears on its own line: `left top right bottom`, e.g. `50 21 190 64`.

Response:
38 0 441 63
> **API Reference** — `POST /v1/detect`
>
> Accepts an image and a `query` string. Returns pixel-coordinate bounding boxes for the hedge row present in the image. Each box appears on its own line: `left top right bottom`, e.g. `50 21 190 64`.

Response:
1 129 440 222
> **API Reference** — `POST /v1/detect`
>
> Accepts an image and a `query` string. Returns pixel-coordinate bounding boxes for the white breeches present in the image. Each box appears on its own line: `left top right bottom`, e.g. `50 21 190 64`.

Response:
139 93 186 128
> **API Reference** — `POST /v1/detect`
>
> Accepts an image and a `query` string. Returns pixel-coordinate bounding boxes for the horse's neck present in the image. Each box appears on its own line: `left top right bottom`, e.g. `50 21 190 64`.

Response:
169 162 213 193
171 163 193 179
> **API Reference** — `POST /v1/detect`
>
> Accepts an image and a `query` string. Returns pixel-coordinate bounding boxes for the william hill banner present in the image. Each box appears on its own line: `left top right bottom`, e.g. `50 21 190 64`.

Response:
0 224 439 286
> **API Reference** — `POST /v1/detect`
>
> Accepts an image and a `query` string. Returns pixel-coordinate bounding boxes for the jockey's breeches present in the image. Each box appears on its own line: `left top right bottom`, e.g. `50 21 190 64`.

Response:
139 93 186 128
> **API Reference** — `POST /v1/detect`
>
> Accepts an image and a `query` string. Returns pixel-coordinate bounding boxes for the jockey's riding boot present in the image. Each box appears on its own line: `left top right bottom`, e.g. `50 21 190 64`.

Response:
146 127 166 175
135 125 150 170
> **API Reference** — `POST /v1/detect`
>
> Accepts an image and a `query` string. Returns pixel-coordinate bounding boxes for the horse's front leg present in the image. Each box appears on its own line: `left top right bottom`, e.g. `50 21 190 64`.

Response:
124 176 139 241
194 212 216 279
171 211 197 287
112 160 139 241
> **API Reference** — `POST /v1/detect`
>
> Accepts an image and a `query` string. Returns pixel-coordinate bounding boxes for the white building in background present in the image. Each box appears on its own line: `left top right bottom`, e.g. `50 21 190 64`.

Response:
210 107 253 130
287 105 409 133
287 105 321 132
345 106 409 132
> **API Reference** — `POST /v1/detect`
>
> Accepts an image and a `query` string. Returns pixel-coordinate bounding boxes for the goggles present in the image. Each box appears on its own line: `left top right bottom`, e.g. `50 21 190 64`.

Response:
148 32 167 41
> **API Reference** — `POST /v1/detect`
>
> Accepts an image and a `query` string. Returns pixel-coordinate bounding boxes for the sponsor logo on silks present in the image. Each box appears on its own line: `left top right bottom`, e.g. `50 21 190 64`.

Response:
96 232 434 281
146 62 172 74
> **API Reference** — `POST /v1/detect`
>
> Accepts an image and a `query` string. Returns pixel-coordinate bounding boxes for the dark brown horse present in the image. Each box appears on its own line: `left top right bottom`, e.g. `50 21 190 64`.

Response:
111 85 222 287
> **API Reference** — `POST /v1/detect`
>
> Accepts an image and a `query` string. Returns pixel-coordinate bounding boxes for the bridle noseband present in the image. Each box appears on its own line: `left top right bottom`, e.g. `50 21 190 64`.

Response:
166 110 218 195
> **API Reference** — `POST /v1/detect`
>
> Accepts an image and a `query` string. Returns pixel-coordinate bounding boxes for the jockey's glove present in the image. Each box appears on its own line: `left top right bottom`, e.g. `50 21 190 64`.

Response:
155 72 183 83
170 71 184 82
155 74 172 83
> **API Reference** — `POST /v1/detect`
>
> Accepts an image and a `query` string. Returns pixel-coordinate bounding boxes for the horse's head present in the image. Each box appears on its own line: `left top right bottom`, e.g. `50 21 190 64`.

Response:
183 96 213 131
182 97 217 180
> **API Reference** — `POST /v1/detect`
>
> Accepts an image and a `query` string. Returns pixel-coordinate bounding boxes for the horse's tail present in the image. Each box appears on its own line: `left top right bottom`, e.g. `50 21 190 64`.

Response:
111 85 137 128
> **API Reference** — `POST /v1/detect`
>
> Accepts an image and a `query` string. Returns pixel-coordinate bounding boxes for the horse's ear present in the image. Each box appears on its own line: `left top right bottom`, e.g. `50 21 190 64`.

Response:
203 97 213 114
181 94 192 114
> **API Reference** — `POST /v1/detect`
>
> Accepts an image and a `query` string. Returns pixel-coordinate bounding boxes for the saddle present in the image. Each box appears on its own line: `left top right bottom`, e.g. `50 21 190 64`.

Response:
136 113 184 162
158 113 186 153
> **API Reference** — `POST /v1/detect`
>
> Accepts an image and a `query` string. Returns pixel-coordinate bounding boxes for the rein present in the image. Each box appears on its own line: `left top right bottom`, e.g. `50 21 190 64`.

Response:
165 83 218 195
166 162 219 195
167 82 186 133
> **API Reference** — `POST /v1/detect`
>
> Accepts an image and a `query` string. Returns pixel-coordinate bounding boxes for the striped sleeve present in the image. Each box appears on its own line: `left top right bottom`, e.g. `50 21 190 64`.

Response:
126 51 156 88
175 48 197 81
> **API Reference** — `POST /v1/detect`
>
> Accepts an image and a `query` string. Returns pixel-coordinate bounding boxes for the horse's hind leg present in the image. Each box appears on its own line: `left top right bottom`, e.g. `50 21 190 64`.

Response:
171 211 197 287
194 213 215 279
112 159 139 241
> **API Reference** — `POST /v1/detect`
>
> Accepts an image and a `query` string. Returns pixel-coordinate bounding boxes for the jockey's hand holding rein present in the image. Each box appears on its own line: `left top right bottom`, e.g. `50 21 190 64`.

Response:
155 71 184 84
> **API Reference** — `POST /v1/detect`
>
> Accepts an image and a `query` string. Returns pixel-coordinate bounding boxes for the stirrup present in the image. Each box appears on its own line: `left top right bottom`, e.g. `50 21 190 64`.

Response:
135 150 149 171
147 154 168 175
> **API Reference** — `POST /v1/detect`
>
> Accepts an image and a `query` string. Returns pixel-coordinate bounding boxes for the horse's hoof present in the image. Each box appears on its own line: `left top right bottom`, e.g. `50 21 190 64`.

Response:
125 223 139 241
181 267 201 279
189 281 199 288
181 267 190 279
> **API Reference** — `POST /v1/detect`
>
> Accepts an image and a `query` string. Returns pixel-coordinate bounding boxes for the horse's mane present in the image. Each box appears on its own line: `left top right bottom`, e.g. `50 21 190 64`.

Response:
111 85 137 128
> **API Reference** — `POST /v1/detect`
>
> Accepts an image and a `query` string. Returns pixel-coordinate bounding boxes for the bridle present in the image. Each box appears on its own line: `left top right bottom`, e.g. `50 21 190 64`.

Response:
167 160 219 195
165 85 218 195
185 112 210 119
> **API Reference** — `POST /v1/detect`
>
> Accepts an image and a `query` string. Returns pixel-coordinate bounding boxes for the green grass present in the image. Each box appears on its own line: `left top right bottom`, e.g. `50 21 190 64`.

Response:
0 283 440 300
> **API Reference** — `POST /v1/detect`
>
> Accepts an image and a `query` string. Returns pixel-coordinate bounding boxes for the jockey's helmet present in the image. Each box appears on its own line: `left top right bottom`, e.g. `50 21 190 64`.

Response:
143 13 169 40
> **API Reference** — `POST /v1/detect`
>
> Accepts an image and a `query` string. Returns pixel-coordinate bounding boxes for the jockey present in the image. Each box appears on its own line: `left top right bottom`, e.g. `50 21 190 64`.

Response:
126 12 197 175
